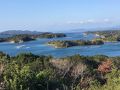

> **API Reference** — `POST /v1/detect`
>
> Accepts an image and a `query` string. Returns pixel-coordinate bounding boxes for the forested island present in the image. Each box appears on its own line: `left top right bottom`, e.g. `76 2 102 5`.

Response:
48 40 104 48
0 52 120 90
0 33 66 43
85 30 120 42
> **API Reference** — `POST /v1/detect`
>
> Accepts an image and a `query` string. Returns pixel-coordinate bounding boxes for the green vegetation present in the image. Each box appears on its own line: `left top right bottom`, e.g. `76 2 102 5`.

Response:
0 52 120 90
0 33 66 43
47 40 104 48
36 33 66 38
86 30 120 42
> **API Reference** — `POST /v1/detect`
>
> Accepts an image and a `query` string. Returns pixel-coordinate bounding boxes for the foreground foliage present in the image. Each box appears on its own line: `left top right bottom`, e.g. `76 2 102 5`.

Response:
0 52 120 90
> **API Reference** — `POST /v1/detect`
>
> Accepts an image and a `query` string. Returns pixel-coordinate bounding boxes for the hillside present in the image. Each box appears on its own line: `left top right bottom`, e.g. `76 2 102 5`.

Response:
0 52 120 90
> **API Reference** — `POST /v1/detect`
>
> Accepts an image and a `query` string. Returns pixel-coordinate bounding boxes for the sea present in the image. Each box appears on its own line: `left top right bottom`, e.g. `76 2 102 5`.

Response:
0 33 120 57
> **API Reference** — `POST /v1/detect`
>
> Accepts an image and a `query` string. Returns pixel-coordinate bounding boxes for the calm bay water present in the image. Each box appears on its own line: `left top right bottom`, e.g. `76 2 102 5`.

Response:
0 33 120 57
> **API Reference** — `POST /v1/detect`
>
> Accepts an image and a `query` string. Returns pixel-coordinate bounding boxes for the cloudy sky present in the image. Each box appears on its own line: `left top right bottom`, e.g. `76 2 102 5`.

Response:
0 0 120 32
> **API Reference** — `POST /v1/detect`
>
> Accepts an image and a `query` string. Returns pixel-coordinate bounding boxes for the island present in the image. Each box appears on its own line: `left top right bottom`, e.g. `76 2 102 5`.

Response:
0 33 66 43
85 30 120 42
47 39 104 48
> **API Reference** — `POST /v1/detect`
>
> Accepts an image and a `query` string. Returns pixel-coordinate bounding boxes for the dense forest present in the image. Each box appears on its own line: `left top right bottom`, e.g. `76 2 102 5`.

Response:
0 52 120 90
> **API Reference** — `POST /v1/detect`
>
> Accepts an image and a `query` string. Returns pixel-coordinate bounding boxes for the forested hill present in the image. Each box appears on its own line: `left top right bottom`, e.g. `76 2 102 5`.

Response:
0 52 120 90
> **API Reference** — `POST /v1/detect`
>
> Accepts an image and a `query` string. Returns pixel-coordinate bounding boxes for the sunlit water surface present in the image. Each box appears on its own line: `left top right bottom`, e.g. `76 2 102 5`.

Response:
0 33 120 57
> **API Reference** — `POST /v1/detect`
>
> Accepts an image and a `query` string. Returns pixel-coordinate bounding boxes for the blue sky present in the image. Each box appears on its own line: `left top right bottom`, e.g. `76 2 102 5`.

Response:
0 0 120 32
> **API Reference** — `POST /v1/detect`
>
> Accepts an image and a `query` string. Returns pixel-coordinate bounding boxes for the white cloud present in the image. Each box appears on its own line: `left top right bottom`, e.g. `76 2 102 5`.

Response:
66 19 112 25
87 19 95 23
103 19 110 22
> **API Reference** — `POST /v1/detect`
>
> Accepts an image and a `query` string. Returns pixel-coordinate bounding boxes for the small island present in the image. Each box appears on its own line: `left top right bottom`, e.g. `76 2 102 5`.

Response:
0 33 66 43
47 39 104 48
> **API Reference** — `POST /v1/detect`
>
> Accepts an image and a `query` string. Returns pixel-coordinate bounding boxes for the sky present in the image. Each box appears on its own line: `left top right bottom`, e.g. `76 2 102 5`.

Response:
0 0 120 32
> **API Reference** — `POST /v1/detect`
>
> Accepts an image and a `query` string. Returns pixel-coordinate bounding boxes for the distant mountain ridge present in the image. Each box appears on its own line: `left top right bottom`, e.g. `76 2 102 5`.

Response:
0 30 44 35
